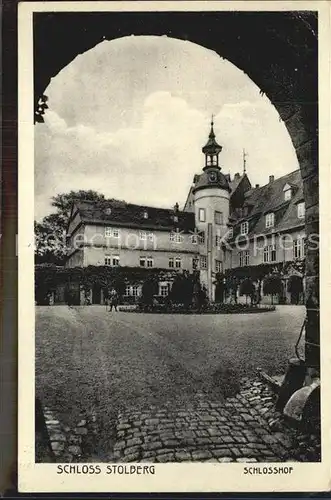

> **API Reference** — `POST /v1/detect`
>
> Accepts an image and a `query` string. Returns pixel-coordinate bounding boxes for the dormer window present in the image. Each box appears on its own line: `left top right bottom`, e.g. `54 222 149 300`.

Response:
105 207 112 215
297 202 305 219
143 211 148 219
283 183 293 201
284 190 292 201
173 215 178 223
265 212 275 228
240 221 249 235
170 231 183 243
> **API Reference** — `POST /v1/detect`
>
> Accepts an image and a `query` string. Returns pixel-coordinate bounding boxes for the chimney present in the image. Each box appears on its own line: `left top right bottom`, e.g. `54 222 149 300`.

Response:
174 202 179 213
234 172 240 179
269 175 274 183
255 184 260 188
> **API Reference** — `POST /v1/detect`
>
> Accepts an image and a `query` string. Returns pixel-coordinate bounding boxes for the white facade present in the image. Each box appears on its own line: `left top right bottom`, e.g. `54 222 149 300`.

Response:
194 187 230 301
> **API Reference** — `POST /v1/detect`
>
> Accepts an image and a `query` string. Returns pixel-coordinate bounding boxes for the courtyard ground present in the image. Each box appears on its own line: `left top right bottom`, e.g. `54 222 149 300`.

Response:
36 305 317 462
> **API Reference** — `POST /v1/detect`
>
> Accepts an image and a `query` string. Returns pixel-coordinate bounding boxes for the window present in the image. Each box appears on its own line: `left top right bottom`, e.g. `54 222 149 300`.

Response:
284 189 292 201
293 237 305 259
148 232 154 241
265 212 275 228
170 231 183 243
169 257 174 268
297 202 305 219
207 155 218 166
143 211 148 219
240 221 249 235
173 216 178 223
175 257 182 269
199 208 206 222
139 256 146 267
214 211 223 225
139 231 147 240
198 231 205 245
105 255 119 266
160 285 169 297
191 234 198 244
200 256 207 269
105 227 120 238
125 285 140 296
139 256 153 267
283 183 292 200
215 260 223 273
239 250 250 267
112 255 120 266
146 256 154 268
263 245 276 263
192 257 199 270
227 227 233 239
105 207 112 215
215 235 222 248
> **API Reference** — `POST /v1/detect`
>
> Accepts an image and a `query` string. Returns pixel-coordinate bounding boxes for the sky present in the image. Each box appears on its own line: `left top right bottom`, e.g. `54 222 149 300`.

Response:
35 35 299 220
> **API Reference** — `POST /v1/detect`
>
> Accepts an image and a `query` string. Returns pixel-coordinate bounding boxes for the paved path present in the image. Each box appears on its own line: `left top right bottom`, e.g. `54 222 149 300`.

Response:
43 377 320 463
37 306 314 462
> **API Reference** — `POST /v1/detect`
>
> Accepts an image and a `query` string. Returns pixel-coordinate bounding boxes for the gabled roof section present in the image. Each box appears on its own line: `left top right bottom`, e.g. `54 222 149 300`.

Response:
229 172 251 195
231 169 304 235
71 199 196 233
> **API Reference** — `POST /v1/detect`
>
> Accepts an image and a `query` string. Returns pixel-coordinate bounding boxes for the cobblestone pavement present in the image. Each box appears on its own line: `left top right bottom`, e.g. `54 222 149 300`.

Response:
42 377 320 463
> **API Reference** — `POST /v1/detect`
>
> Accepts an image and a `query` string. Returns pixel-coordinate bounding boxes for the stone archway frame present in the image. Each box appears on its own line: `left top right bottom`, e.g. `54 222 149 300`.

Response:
33 10 319 368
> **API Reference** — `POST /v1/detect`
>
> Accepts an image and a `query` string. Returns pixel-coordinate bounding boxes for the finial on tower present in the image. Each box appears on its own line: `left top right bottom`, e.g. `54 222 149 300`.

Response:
209 114 215 138
243 148 248 174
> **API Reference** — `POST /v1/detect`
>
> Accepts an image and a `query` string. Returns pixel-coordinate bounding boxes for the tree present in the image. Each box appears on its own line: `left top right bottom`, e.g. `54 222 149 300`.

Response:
239 278 256 304
170 272 194 307
287 275 303 305
35 190 108 265
263 275 283 305
141 277 158 310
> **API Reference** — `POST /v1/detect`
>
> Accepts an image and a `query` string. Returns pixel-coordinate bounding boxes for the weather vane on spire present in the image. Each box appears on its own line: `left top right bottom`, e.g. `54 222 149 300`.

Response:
243 148 248 174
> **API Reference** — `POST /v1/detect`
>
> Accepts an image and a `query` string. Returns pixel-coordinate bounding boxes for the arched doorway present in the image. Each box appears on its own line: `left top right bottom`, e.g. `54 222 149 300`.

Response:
33 10 319 371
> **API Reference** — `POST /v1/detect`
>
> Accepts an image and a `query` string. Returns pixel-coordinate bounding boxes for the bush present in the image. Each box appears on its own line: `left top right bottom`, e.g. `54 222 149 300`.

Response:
263 275 283 304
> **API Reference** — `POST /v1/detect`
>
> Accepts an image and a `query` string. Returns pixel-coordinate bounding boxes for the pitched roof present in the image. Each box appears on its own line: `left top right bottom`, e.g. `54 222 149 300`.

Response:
229 174 244 193
72 199 196 232
230 169 304 236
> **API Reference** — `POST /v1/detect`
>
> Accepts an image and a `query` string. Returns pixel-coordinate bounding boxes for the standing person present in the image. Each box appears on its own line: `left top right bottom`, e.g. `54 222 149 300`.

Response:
109 288 118 312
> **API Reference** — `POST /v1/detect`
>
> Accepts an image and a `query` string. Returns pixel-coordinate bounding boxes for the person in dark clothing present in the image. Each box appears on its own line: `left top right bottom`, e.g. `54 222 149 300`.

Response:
108 289 118 312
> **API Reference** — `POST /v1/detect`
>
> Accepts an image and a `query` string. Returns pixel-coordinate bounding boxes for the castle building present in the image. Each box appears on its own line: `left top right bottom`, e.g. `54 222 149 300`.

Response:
65 121 305 304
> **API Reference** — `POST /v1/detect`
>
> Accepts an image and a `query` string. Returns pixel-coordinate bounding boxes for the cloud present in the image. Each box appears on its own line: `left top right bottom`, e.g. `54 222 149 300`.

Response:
35 36 298 220
35 92 208 219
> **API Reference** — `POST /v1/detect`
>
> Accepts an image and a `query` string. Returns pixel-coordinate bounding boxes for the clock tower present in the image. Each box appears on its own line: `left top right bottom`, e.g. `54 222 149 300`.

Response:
192 118 231 301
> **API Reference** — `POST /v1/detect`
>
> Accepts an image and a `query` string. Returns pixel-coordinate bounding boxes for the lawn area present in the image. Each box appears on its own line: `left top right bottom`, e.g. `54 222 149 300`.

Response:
35 305 305 454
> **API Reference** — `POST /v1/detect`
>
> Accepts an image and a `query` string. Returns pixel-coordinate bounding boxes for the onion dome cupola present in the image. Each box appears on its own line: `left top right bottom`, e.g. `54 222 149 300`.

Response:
193 117 230 194
202 117 223 170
